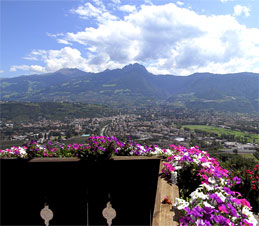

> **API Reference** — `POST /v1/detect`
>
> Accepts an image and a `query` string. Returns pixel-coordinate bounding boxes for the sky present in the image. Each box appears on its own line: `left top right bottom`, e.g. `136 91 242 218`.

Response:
1 0 259 77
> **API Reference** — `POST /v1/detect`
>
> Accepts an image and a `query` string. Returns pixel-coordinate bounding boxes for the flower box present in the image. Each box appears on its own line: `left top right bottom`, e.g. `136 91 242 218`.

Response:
1 156 179 225
1 137 257 225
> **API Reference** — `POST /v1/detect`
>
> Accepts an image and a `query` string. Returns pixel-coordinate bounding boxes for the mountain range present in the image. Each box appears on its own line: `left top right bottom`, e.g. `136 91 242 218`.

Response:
1 63 259 113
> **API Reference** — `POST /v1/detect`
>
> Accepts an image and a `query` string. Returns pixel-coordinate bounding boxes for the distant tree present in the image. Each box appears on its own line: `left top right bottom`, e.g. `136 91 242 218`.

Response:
233 149 238 155
235 136 242 143
52 131 61 136
65 128 73 139
184 127 190 131
176 123 182 129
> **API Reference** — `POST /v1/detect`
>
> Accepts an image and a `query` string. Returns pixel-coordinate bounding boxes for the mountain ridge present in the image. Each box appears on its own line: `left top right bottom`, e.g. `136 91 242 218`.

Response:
1 64 258 113
2 63 259 78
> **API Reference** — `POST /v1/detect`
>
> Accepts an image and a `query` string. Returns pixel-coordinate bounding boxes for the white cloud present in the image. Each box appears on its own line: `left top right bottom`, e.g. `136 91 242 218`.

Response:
46 32 64 38
233 5 250 17
144 0 153 5
71 2 117 23
176 1 184 6
92 0 106 11
23 50 47 61
0 70 4 73
111 0 120 4
108 0 121 9
47 32 72 46
64 3 259 74
71 2 101 19
119 5 136 13
10 65 46 73
220 0 234 2
23 56 38 61
12 47 101 73
57 39 72 45
44 47 90 71
13 2 259 75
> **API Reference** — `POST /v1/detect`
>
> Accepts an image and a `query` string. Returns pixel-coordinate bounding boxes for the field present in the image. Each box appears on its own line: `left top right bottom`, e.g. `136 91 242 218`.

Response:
239 153 259 162
182 125 259 144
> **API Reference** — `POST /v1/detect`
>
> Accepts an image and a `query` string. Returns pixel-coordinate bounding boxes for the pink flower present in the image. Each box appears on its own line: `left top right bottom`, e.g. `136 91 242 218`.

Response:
234 199 252 209
218 204 229 213
242 220 253 226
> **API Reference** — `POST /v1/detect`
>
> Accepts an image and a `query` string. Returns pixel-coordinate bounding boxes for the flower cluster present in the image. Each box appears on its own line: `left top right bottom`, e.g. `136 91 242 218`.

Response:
0 136 170 159
244 166 259 191
231 164 259 214
0 146 28 158
163 145 257 225
175 183 257 225
0 137 257 225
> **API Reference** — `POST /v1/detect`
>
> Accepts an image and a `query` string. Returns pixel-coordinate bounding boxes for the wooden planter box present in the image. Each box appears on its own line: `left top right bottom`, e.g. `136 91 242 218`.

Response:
1 157 179 225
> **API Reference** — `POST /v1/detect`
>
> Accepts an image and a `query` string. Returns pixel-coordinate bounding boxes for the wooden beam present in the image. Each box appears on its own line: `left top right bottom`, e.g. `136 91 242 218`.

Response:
152 160 180 226
28 156 161 162
113 156 161 160
28 157 80 162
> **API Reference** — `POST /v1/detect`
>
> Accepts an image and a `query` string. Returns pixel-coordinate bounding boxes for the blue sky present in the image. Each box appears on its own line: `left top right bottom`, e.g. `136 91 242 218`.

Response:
1 0 259 77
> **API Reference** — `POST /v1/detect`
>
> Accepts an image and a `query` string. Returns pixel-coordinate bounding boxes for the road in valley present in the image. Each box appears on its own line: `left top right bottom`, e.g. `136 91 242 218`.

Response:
100 124 109 136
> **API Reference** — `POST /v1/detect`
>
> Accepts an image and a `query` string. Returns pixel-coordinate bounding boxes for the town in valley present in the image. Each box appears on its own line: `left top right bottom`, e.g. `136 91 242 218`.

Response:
1 102 258 159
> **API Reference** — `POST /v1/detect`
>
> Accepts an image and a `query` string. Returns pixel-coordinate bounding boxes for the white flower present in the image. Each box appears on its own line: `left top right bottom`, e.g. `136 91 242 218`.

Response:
242 206 252 216
241 206 257 225
231 217 238 222
38 144 44 150
190 189 208 201
166 149 173 155
193 155 200 164
175 166 182 170
153 147 162 155
203 201 215 209
215 192 226 202
10 146 28 157
174 198 189 210
219 178 227 186
193 159 199 164
247 214 258 226
153 147 174 156
129 150 135 155
201 183 214 191
197 154 203 159
174 156 181 161
201 162 211 168
208 177 216 184
19 147 27 155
